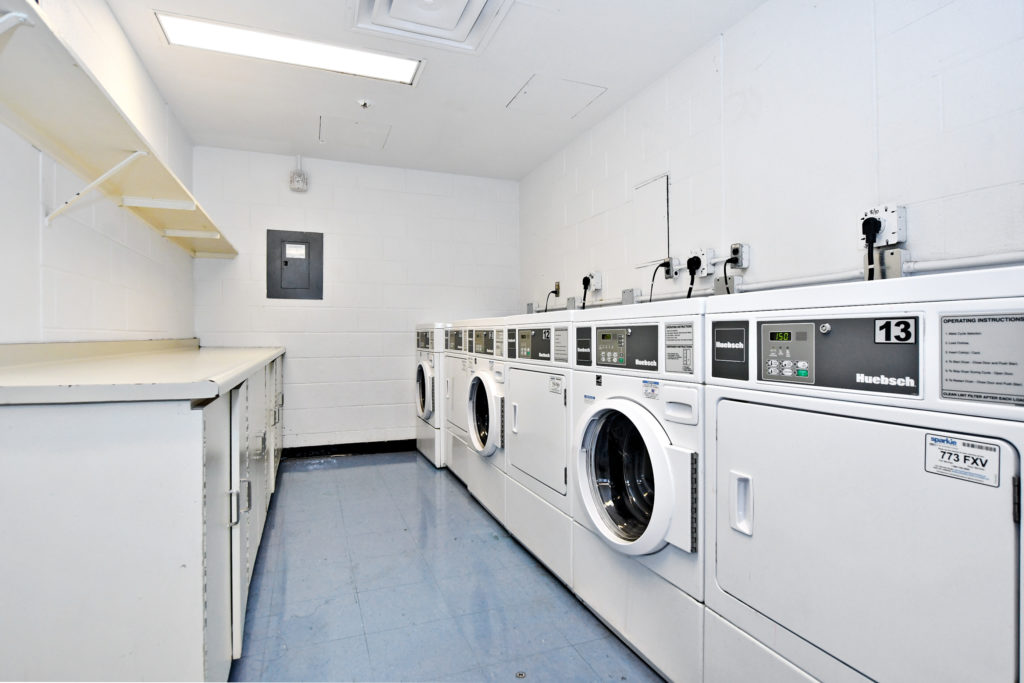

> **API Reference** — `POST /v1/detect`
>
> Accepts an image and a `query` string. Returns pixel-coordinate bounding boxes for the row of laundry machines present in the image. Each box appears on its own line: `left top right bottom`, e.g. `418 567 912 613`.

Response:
414 265 1024 682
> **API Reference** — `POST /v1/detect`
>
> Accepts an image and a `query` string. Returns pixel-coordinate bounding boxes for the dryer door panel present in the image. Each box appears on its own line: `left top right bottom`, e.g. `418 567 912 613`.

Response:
445 356 469 432
508 368 568 495
715 400 1018 683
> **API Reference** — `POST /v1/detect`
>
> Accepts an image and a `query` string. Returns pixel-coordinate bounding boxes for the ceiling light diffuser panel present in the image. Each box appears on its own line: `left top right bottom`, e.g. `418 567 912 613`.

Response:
156 12 421 84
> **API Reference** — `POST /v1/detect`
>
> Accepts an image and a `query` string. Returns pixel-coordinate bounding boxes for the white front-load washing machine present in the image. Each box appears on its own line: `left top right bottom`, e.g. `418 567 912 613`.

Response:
502 310 575 585
415 322 447 468
463 320 508 525
703 265 1024 683
570 298 706 682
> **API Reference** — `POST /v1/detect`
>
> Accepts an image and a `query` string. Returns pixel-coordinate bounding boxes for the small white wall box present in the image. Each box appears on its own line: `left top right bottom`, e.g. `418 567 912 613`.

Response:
267 229 323 299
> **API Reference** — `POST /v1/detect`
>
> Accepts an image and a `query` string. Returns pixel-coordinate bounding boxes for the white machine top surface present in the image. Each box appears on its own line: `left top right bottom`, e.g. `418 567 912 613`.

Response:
707 265 1024 314
573 297 704 322
0 338 284 404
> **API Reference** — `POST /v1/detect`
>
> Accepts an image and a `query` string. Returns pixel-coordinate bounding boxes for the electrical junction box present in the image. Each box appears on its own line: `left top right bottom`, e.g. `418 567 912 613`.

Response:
861 205 907 248
267 229 323 300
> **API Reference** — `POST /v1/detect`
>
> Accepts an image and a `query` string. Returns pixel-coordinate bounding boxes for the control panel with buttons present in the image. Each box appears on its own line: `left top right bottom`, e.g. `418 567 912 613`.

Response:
759 322 815 384
596 328 628 366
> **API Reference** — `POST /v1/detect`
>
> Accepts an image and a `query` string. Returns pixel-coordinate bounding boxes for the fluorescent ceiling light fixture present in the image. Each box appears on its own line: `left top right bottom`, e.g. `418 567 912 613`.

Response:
156 12 420 84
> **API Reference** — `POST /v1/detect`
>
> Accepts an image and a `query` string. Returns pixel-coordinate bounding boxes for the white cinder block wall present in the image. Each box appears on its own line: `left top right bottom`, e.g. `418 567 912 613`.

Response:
0 123 194 344
519 0 1024 307
191 147 519 448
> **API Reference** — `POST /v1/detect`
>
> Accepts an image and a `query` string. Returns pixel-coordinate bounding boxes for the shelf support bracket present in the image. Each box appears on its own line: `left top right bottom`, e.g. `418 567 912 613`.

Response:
0 12 32 38
46 150 147 224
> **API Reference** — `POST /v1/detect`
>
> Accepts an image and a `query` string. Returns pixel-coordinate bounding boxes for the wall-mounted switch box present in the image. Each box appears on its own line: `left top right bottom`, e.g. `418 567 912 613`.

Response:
267 229 323 300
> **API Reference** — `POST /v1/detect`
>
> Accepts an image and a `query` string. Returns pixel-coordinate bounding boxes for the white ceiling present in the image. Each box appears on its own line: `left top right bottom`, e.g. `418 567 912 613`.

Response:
106 0 766 179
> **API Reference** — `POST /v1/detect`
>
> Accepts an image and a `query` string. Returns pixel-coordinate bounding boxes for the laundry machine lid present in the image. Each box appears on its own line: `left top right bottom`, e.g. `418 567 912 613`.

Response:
577 398 689 556
416 360 434 419
468 371 502 456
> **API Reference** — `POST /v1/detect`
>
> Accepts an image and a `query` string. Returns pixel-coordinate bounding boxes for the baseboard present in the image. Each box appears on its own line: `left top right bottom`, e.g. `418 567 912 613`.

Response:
282 439 417 459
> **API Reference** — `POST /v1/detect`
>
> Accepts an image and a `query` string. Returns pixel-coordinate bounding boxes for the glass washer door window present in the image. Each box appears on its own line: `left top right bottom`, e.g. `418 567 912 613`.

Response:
472 376 490 444
589 410 654 541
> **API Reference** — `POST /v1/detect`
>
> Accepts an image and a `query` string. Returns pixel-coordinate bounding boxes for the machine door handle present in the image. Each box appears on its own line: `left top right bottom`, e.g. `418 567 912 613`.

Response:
445 378 451 399
511 403 519 434
729 471 754 536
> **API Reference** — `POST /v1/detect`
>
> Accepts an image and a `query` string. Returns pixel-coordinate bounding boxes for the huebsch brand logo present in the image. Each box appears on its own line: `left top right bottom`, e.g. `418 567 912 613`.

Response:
855 373 916 388
715 341 744 349
634 359 657 367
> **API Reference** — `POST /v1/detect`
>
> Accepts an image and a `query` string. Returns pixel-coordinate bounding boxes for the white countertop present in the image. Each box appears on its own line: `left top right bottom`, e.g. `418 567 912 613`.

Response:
0 339 284 404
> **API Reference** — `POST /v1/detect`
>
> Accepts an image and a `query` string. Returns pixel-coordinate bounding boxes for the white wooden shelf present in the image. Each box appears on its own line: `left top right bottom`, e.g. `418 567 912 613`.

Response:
0 1 236 258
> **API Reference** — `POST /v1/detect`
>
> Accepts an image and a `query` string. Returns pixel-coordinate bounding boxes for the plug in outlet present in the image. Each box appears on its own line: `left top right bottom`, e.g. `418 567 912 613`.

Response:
586 272 603 291
860 205 906 248
663 257 681 279
554 281 560 297
689 249 715 277
729 243 750 269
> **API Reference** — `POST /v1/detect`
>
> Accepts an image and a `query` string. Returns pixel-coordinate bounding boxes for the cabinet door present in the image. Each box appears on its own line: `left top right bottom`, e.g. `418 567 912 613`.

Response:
266 360 283 493
229 382 251 659
246 371 269 567
202 394 233 680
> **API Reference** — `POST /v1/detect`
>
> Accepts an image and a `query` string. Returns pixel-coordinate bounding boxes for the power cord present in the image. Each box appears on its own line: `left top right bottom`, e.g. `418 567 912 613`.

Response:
543 288 557 312
722 256 739 294
685 255 701 299
649 261 669 302
862 216 881 281
581 275 591 309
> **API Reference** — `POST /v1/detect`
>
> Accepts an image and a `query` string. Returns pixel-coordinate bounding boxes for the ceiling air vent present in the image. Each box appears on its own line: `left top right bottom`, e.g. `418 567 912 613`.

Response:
353 0 514 52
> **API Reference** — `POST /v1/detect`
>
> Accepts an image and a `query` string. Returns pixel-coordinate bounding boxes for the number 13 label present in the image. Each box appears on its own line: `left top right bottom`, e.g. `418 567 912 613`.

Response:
875 318 917 344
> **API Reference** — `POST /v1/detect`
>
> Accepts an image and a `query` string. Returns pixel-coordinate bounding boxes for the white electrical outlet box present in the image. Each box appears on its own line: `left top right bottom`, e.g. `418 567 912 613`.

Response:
729 243 750 269
588 271 603 291
689 248 715 278
663 257 681 279
861 205 907 248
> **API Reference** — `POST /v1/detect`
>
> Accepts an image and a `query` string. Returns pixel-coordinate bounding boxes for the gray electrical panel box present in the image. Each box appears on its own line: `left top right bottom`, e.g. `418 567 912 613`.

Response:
267 229 323 300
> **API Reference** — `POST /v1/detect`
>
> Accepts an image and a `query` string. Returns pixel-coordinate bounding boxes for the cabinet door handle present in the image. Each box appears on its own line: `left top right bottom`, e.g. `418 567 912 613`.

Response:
229 490 239 526
511 403 519 434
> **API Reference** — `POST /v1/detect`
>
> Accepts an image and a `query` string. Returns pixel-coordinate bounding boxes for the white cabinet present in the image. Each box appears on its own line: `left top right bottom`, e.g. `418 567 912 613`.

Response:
0 341 283 680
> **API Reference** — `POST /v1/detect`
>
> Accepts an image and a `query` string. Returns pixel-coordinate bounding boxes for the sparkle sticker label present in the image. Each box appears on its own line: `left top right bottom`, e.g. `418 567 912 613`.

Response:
941 313 1024 406
642 380 660 400
548 376 563 394
924 433 1000 487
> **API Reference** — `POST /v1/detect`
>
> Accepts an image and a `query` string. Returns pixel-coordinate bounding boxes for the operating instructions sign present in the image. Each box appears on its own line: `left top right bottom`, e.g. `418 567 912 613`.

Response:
941 313 1024 406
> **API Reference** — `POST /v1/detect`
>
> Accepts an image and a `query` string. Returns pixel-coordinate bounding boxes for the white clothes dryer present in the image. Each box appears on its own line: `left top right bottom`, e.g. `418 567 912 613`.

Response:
502 310 575 585
444 322 472 484
414 323 447 468
570 299 706 682
463 320 508 525
703 266 1024 683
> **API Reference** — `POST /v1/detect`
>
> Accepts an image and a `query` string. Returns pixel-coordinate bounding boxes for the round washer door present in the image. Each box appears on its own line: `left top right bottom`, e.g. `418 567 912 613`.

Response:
416 360 434 420
576 398 674 556
467 371 502 456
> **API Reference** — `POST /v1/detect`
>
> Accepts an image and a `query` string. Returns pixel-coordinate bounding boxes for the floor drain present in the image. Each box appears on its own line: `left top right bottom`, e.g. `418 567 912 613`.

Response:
516 672 526 679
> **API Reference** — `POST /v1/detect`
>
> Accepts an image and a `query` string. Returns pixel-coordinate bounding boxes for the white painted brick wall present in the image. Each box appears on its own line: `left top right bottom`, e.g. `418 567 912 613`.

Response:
0 122 194 343
519 0 1024 307
192 147 519 449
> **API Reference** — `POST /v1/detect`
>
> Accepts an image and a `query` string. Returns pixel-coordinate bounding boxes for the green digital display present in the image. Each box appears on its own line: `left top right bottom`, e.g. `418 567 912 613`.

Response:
769 331 792 342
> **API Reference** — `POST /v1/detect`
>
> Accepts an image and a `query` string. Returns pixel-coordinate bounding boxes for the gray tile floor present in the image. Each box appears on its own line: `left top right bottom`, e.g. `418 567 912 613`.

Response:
230 452 661 682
